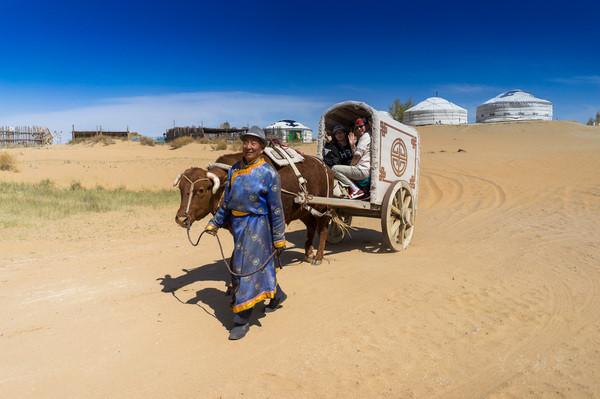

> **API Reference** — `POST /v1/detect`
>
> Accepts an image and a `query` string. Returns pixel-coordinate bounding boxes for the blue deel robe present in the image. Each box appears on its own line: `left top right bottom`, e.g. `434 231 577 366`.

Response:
206 156 286 313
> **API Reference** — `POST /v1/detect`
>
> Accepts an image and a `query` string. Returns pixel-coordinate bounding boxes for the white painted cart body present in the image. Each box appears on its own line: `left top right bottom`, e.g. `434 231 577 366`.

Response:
310 101 420 251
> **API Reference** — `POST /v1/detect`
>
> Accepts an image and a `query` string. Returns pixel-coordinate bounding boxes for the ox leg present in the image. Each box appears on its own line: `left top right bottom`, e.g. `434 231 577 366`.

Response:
312 216 330 265
301 215 316 262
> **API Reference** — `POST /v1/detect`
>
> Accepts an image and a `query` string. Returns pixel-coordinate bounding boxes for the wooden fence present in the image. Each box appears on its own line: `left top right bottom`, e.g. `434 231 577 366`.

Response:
164 126 249 142
71 130 130 140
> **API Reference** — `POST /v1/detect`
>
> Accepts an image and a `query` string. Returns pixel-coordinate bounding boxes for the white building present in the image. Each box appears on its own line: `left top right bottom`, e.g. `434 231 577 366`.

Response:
403 97 468 126
264 120 313 143
476 90 552 123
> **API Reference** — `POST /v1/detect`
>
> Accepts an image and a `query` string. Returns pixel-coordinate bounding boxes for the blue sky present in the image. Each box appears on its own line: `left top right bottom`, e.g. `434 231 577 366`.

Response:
1 0 599 141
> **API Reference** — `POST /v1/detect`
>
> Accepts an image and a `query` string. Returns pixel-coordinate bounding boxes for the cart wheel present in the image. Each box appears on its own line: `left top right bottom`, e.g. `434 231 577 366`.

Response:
327 215 352 244
381 181 415 251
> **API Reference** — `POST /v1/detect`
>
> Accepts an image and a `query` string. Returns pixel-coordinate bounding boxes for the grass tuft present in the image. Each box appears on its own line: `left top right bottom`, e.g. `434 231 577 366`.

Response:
211 139 228 151
169 136 194 149
140 136 156 146
229 141 243 151
0 180 177 228
0 151 18 172
69 136 116 146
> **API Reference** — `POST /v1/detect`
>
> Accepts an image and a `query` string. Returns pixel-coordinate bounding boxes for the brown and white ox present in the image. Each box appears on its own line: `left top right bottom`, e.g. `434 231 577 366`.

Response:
174 152 334 264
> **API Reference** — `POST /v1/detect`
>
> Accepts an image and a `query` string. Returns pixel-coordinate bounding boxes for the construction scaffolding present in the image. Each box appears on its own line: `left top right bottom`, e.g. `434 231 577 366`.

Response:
0 126 53 147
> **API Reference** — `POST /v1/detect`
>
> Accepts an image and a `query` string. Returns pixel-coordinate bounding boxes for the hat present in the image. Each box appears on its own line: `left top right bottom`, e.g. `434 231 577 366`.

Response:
332 125 346 134
241 126 267 145
354 117 366 127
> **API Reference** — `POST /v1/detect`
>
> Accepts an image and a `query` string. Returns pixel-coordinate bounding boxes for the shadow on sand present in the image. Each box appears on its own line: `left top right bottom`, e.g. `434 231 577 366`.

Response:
158 225 389 329
157 246 306 330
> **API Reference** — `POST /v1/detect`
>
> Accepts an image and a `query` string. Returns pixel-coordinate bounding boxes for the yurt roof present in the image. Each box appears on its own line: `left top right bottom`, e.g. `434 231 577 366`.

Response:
265 119 311 130
482 90 551 105
406 97 467 112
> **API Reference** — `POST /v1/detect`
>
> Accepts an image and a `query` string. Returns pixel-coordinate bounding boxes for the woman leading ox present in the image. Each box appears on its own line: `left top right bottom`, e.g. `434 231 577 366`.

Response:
204 127 287 340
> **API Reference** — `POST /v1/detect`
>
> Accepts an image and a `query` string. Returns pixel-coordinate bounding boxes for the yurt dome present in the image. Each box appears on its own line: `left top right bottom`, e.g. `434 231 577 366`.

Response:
476 90 552 123
403 97 468 126
264 119 313 143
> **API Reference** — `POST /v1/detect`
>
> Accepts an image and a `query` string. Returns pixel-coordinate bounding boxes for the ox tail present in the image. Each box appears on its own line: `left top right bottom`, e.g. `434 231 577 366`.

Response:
329 210 354 239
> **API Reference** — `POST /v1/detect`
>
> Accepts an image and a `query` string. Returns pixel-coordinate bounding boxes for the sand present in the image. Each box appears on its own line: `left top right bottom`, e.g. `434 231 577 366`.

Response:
1 121 599 398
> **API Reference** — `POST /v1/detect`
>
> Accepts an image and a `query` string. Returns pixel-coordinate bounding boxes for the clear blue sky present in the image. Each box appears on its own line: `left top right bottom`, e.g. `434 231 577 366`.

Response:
1 0 599 140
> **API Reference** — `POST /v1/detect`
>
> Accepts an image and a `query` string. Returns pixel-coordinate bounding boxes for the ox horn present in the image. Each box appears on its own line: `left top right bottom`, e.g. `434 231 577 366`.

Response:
206 172 220 194
172 174 182 187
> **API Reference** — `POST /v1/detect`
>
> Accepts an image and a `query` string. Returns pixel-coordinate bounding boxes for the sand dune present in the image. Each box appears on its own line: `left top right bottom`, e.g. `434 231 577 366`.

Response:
1 121 599 398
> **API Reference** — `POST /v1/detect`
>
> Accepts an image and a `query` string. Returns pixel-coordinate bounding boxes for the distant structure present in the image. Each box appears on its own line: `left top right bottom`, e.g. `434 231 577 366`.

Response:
0 126 53 147
163 126 248 142
476 90 552 123
71 126 131 141
403 97 468 126
264 120 313 143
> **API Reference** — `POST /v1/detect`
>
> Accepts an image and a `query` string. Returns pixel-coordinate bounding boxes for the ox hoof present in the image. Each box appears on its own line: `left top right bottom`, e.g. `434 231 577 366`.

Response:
311 259 322 266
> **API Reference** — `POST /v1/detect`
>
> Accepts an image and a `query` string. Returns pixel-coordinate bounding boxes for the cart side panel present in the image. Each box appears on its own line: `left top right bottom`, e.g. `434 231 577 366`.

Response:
375 121 419 205
316 115 326 160
369 114 383 204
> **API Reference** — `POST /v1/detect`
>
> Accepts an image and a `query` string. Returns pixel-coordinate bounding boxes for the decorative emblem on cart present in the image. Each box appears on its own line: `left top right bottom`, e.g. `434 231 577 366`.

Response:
391 138 408 176
379 166 386 181
380 122 388 137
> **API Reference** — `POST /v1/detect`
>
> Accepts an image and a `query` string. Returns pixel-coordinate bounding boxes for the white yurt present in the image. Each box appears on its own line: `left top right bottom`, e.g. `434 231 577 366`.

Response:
403 97 468 126
264 120 313 143
476 90 552 123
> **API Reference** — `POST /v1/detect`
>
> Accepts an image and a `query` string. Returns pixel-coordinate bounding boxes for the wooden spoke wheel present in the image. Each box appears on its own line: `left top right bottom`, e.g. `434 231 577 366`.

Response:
327 215 352 244
381 181 415 251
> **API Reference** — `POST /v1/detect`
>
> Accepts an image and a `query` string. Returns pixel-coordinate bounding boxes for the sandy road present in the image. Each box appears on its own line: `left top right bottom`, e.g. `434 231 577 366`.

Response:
1 121 600 398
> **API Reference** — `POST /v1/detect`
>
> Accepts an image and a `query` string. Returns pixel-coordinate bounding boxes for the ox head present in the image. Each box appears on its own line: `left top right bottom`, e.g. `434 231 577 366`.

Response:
174 167 222 228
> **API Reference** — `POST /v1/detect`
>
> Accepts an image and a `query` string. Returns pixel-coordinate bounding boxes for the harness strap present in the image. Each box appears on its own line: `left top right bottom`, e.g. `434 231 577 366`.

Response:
181 174 212 216
270 144 309 205
271 145 307 186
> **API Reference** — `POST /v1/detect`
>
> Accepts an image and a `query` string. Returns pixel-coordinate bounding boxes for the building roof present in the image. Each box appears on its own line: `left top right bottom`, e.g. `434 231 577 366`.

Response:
406 97 467 113
265 119 311 130
482 90 551 105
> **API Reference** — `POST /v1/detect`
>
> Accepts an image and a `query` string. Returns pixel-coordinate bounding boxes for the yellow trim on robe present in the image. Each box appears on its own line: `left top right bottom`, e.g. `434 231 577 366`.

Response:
231 209 250 217
232 288 277 313
206 223 217 231
230 157 266 186
273 239 286 249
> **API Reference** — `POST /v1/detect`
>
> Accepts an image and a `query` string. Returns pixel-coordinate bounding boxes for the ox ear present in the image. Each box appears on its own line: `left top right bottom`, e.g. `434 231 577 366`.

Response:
172 174 182 187
206 172 220 194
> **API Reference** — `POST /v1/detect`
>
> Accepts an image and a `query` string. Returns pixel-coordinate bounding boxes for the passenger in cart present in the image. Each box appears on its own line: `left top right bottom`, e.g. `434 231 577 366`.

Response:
323 124 353 168
332 117 371 199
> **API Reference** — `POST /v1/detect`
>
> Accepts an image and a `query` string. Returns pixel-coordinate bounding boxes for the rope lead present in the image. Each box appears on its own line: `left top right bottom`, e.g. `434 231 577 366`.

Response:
186 227 278 278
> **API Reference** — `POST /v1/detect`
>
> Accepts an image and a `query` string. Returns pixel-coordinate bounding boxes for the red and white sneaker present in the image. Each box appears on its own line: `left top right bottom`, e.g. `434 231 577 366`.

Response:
348 188 365 200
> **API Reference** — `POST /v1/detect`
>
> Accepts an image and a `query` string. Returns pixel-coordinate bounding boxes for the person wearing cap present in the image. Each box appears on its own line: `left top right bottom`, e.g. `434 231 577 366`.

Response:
204 127 287 340
332 117 371 199
323 124 354 167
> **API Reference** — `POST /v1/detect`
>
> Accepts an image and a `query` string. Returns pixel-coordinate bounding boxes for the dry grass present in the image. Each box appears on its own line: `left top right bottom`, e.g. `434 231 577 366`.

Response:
169 136 194 149
168 136 246 150
140 136 156 146
0 151 18 172
229 141 243 151
0 180 177 228
211 139 228 151
69 135 116 146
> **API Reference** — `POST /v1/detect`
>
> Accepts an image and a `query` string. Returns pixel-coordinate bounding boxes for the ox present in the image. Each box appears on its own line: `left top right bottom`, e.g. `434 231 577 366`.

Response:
174 152 335 264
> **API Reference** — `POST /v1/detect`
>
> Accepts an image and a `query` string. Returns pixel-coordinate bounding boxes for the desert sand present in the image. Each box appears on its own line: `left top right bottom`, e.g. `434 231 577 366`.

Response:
1 121 599 398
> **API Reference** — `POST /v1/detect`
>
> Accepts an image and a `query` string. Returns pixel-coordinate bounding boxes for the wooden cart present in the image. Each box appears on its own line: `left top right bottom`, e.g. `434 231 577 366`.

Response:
309 101 420 251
